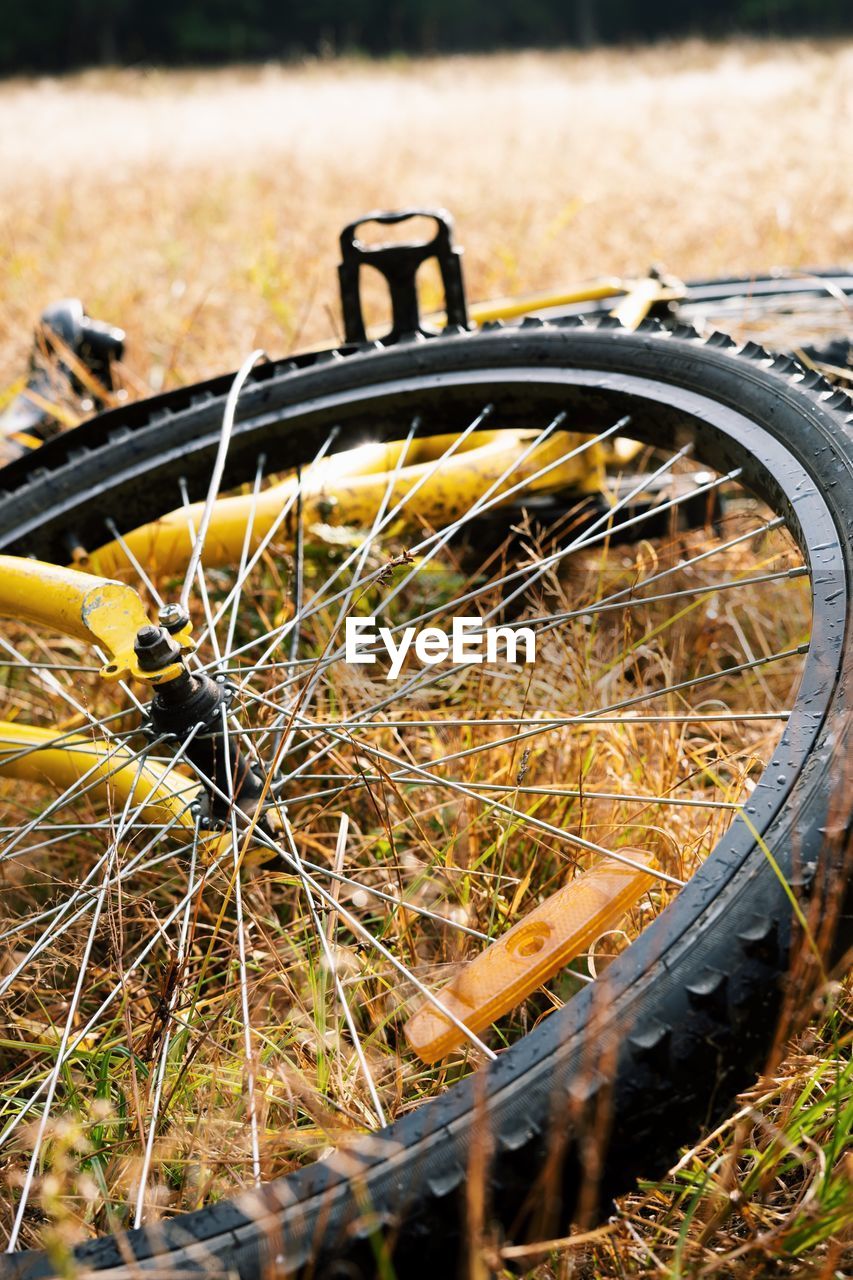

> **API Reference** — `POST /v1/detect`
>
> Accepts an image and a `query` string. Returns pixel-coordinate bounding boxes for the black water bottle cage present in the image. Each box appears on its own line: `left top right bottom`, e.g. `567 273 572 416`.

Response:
338 208 469 345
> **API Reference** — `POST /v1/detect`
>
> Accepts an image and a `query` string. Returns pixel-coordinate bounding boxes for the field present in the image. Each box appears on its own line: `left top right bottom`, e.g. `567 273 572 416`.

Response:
0 37 851 1280
1 39 852 384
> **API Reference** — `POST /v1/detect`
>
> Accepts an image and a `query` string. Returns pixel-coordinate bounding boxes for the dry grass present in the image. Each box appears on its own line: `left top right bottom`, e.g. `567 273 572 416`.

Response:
1 39 851 390
510 981 852 1279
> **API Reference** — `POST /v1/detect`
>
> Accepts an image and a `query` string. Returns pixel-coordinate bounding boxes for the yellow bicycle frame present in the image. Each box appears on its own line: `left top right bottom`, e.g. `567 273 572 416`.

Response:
465 271 683 329
82 427 630 579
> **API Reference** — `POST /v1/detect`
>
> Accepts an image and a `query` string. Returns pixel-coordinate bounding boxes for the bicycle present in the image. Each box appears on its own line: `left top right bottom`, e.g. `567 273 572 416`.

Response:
0 209 850 1279
2 212 850 465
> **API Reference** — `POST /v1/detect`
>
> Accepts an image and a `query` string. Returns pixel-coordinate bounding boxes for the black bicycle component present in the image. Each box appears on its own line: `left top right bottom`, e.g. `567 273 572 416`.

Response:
0 299 125 463
134 623 184 674
135 624 266 823
801 336 852 369
31 298 125 394
338 208 469 344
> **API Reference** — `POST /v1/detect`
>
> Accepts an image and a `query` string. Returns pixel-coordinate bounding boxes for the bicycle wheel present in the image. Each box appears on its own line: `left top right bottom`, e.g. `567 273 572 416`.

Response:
0 318 851 1278
530 269 853 365
672 271 853 366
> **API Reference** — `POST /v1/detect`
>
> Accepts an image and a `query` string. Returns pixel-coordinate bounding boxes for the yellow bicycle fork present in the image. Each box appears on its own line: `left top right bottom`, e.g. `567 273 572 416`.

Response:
0 557 197 825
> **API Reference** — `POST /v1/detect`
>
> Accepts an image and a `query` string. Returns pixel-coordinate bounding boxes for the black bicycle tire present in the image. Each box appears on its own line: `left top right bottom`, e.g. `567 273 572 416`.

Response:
1 319 852 1279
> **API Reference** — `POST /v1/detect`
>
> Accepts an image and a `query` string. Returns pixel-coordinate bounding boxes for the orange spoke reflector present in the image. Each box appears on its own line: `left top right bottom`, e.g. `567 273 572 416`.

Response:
404 852 656 1064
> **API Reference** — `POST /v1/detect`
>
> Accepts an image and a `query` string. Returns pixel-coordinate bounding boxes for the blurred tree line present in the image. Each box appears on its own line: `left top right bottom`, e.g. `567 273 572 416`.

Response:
2 0 850 74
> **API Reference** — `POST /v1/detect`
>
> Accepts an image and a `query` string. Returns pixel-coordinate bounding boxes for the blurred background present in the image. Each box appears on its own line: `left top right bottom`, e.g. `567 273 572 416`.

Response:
0 1 850 391
2 2 852 69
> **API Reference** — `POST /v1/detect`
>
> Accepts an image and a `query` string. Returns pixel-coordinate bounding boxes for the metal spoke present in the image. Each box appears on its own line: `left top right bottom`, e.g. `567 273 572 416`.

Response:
255 411 600 759
214 407 493 670
133 815 201 1227
270 411 628 666
255 627 798 803
0 837 236 1152
282 775 743 812
0 733 165 868
210 515 788 683
303 654 796 783
221 718 502 939
577 515 786 613
305 619 799 781
379 442 712 651
0 806 192 953
281 711 687 889
278 818 498 1060
266 418 420 769
175 757 499 1059
200 427 341 646
0 775 189 870
485 443 700 623
0 635 125 740
279 812 387 1127
6 868 111 1248
0 733 199 993
0 660 103 673
289 465 305 664
219 707 262 1184
262 712 790 731
254 453 743 708
105 517 165 607
178 349 266 615
179 476 223 666
5 757 148 1250
222 453 267 666
379 413 625 619
334 566 807 668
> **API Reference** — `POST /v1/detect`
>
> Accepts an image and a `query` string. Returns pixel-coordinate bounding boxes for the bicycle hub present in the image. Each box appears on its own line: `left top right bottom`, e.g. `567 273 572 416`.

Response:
134 624 267 826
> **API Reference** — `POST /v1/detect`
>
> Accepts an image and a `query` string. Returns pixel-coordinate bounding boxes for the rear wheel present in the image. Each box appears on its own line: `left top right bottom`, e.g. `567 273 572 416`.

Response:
0 319 851 1278
672 271 853 369
531 270 853 372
